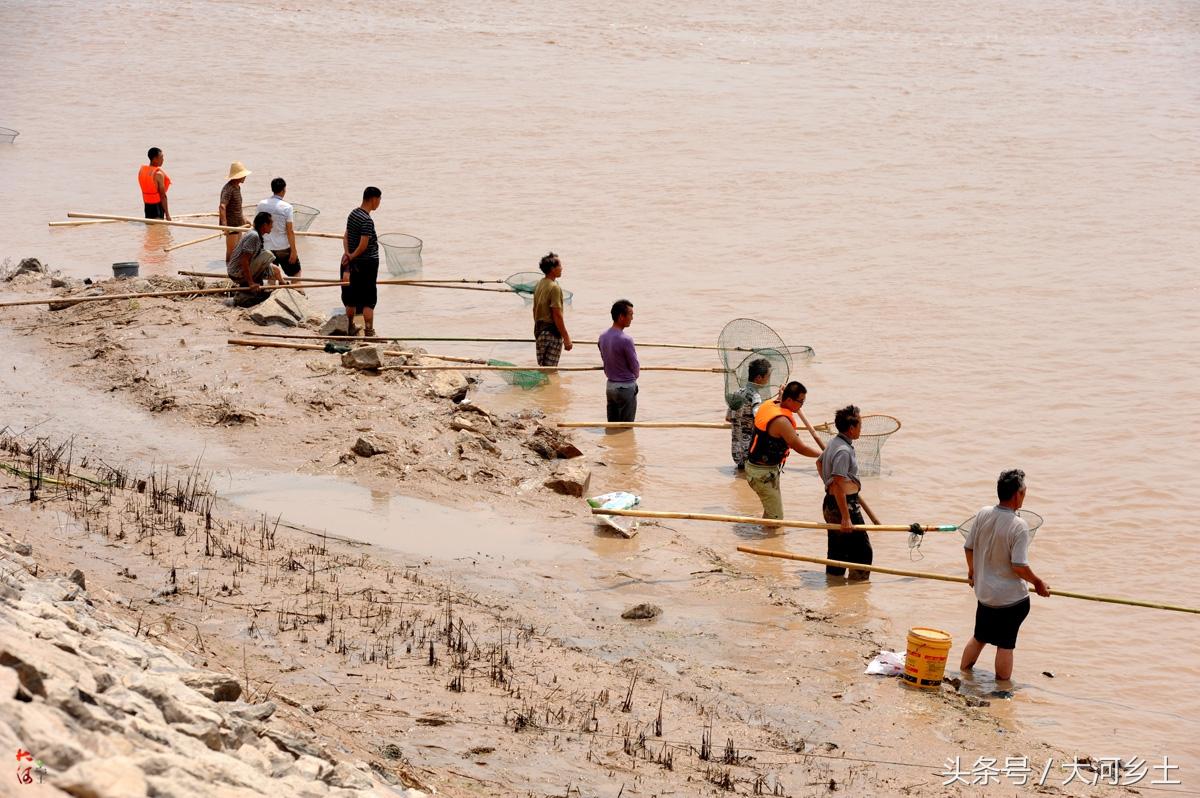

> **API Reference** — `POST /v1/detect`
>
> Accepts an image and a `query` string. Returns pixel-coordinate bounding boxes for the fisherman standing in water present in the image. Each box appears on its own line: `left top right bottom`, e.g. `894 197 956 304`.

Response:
744 381 821 523
138 147 171 220
816 405 872 580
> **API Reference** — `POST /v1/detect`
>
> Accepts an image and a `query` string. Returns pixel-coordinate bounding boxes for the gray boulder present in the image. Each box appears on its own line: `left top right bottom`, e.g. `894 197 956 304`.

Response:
351 434 396 458
426 370 468 402
6 257 46 281
319 314 350 336
621 603 662 620
247 288 325 327
544 463 591 497
341 346 382 370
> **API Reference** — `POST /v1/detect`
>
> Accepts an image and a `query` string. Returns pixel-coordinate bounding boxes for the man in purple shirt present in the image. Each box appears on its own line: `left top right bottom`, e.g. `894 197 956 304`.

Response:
597 299 639 422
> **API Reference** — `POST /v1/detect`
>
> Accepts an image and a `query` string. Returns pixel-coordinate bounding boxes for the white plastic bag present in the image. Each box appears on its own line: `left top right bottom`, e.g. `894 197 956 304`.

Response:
864 650 905 676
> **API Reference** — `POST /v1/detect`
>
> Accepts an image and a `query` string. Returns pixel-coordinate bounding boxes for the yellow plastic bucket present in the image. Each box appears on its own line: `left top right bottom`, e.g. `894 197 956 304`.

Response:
902 627 952 690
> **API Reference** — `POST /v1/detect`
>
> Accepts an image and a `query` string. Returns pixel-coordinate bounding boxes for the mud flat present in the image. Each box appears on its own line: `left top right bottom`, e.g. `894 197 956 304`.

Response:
0 266 1128 796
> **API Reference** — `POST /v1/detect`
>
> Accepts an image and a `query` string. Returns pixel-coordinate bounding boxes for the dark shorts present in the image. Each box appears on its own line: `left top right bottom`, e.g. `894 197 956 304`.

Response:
144 203 165 219
345 258 379 311
272 249 301 277
605 381 638 422
973 597 1030 650
822 492 873 577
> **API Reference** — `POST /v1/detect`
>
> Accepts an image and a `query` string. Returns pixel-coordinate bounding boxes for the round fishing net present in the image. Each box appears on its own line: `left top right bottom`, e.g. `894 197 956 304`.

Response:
957 509 1044 542
0 127 18 144
505 271 574 306
380 234 424 276
290 203 320 232
717 319 794 409
485 359 549 390
810 414 901 476
724 347 790 410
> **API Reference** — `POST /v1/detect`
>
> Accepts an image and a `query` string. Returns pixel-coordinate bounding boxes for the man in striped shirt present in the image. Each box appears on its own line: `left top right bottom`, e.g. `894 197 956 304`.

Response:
341 186 382 337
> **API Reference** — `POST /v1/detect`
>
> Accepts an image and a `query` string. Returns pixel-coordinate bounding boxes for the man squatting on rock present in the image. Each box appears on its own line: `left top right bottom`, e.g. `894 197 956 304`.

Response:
960 468 1050 681
816 405 872 580
597 299 639 422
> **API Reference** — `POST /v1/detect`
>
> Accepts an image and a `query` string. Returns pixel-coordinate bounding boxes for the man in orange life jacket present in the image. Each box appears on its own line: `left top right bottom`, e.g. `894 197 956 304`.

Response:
138 147 171 220
744 381 821 524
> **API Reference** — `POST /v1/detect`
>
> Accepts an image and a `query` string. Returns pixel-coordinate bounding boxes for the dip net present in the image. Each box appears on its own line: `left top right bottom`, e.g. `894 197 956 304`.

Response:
810 414 901 476
0 127 18 144
717 319 804 409
380 234 424 276
486 359 548 390
241 203 320 232
957 509 1044 542
506 272 574 306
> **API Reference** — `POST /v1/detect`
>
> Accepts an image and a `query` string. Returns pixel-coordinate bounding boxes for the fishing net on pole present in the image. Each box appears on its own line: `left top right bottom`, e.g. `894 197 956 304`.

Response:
957 509 1044 542
717 319 792 408
240 203 319 232
505 272 574 306
485 359 549 390
380 234 424 276
0 127 18 144
810 414 901 476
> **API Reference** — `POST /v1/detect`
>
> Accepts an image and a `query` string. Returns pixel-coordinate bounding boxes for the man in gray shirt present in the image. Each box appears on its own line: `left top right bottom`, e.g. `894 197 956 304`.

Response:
816 405 872 580
960 469 1051 682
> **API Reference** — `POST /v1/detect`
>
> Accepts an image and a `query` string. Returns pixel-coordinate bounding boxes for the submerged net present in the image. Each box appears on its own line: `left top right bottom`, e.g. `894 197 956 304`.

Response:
0 127 17 144
486 359 548 390
506 272 574 306
958 509 1045 542
380 234 424 276
811 414 901 476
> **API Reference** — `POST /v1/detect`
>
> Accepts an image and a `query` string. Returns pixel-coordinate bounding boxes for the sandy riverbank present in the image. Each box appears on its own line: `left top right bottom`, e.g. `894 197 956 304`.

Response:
0 266 1136 796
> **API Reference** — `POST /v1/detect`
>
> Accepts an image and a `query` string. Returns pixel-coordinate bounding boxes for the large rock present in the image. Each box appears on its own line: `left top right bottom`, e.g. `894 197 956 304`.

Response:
54 756 149 798
341 346 382 370
178 670 242 703
247 288 325 327
525 425 582 460
351 434 395 458
5 257 46 281
426 370 468 402
544 463 591 497
319 315 350 336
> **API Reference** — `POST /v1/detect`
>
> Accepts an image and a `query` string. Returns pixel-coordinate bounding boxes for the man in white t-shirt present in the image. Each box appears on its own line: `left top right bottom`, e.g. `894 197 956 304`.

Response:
959 468 1051 682
257 178 302 283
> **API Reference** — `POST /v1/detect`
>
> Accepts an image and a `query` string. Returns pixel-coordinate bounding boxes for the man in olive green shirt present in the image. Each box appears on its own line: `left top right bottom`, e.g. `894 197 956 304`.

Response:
532 252 572 366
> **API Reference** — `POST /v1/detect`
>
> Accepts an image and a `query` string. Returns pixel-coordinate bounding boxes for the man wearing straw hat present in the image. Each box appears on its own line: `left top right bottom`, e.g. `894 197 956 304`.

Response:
744 381 821 524
532 252 572 366
959 469 1050 682
258 178 303 284
817 405 872 580
219 162 251 261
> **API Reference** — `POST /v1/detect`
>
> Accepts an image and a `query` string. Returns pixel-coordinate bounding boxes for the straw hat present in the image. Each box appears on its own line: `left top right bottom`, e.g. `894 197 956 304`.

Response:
227 161 252 180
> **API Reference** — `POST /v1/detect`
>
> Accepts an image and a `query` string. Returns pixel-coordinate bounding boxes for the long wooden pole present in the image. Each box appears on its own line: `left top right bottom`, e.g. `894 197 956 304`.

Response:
175 272 513 293
558 421 731 429
164 232 226 252
593 507 955 533
49 211 220 228
736 547 1200 615
228 331 751 352
797 407 882 525
226 338 487 365
66 212 343 240
0 281 342 309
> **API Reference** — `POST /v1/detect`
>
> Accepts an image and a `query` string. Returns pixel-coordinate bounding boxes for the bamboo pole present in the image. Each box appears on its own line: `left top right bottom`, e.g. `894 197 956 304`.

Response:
593 507 955 533
49 211 220 228
0 281 342 309
225 338 483 364
398 364 722 373
164 231 227 252
558 421 731 429
797 407 882 526
735 547 1200 615
226 331 749 352
375 280 512 293
66 212 343 240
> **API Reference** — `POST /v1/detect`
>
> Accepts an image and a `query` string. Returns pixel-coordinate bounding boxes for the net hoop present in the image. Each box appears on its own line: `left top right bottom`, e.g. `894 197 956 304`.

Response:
505 271 573 305
958 509 1045 541
0 127 18 144
379 233 424 276
811 414 901 440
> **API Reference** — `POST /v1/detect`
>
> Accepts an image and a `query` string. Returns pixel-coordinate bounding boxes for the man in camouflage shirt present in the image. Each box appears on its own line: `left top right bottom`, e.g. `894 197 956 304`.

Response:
727 358 772 470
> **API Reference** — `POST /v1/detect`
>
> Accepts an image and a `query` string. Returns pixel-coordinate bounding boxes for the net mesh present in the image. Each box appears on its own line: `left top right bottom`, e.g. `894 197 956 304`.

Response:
506 272 574 306
958 509 1044 542
717 319 792 409
486 359 548 390
811 414 901 476
0 127 17 144
240 203 319 232
380 234 424 276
